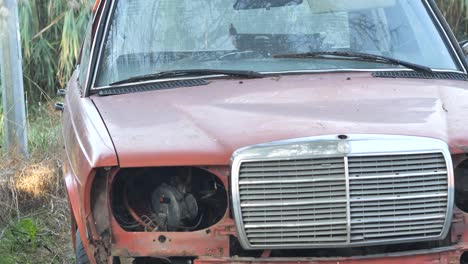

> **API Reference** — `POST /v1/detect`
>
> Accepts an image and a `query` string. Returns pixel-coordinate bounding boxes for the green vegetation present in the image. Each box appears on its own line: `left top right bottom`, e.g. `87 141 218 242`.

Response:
0 217 73 264
18 0 92 103
437 0 468 39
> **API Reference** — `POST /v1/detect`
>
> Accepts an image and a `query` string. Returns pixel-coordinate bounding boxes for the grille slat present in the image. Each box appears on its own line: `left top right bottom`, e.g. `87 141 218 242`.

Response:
351 219 445 229
349 186 447 196
235 147 450 248
244 212 348 222
241 187 346 200
247 229 348 238
350 202 447 213
350 196 447 208
245 224 348 234
245 219 348 228
241 162 345 173
240 169 346 178
349 171 447 180
349 178 447 188
351 224 445 234
250 236 348 243
347 158 445 168
351 228 443 240
239 177 344 185
240 185 346 195
351 208 446 218
242 158 345 167
241 198 347 207
350 213 446 223
348 163 446 174
243 207 347 217
241 181 345 190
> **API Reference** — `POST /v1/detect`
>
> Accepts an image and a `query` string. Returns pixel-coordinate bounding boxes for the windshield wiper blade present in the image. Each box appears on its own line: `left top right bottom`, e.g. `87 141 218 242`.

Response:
273 51 433 74
110 69 264 86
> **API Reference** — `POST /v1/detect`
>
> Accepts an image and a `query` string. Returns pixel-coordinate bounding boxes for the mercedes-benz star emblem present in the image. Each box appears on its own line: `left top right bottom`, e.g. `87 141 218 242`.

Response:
337 141 351 154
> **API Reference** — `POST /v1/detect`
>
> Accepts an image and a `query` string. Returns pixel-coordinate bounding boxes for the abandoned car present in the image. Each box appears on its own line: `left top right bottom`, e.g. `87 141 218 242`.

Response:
59 0 468 263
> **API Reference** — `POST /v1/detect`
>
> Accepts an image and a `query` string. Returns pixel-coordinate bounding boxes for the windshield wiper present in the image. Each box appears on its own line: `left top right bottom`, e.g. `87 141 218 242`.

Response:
273 51 433 74
110 69 264 86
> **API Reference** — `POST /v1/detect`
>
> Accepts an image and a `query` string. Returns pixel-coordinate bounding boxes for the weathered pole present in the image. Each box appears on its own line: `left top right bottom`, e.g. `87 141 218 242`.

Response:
0 0 28 157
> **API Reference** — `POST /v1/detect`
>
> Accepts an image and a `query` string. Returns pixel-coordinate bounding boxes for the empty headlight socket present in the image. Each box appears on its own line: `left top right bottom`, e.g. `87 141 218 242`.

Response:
110 167 228 233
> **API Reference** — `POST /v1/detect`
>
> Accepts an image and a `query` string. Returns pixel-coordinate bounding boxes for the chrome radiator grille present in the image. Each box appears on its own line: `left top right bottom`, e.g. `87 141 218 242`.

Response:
348 153 448 243
232 136 453 249
239 157 348 246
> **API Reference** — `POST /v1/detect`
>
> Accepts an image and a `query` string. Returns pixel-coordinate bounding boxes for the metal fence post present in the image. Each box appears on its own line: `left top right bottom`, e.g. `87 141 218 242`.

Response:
0 0 28 157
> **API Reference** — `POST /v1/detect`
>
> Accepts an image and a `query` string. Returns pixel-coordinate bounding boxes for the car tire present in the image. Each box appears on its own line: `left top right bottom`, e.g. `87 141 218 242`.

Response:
76 231 91 264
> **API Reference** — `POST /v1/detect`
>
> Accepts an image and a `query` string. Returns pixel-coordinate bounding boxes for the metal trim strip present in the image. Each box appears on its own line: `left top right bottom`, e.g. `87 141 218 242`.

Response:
344 156 351 244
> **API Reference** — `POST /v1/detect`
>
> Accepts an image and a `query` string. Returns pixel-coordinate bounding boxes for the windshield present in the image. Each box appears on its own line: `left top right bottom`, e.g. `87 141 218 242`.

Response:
95 0 459 87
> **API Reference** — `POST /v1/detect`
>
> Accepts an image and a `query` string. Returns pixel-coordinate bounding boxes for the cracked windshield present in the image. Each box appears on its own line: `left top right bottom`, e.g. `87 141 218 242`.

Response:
96 0 459 86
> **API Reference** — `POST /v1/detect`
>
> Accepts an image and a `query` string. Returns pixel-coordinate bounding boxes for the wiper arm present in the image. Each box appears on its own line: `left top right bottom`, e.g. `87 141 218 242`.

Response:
110 69 264 86
273 51 433 74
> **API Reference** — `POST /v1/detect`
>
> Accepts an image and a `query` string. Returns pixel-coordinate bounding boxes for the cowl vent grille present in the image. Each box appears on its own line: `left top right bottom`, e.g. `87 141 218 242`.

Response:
97 79 209 96
372 71 468 81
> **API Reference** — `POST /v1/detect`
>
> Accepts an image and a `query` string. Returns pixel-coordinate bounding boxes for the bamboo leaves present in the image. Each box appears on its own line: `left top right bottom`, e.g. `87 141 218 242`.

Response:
18 0 92 102
436 0 468 39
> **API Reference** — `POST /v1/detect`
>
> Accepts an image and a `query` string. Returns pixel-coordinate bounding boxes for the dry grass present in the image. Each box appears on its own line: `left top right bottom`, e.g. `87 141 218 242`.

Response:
0 104 73 263
14 161 57 199
0 158 73 263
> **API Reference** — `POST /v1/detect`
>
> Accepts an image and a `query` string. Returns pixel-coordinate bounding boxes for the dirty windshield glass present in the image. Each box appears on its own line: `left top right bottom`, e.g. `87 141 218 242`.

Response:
95 0 459 87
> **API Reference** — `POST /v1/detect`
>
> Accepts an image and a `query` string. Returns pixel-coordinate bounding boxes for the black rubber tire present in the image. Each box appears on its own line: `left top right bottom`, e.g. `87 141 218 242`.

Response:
76 232 91 264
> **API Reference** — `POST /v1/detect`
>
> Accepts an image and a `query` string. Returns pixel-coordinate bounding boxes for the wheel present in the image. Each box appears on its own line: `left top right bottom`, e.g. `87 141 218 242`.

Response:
76 231 91 264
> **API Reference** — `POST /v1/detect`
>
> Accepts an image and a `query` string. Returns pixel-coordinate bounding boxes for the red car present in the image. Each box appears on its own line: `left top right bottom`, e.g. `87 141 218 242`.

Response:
60 0 468 263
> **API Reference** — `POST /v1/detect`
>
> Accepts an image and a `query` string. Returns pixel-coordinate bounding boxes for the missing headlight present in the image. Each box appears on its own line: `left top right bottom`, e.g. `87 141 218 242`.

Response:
111 167 227 232
455 158 468 213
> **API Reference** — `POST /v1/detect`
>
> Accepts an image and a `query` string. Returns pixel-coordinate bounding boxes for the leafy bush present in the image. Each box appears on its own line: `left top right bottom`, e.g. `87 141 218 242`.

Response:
0 218 38 264
18 0 93 102
0 216 73 263
436 0 468 40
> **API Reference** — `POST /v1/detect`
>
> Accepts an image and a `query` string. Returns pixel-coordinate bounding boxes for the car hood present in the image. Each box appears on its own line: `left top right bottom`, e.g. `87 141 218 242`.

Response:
92 72 468 167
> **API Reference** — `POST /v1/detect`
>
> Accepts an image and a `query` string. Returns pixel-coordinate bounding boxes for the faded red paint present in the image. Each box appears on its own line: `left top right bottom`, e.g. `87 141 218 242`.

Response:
62 71 117 264
92 73 468 168
93 0 101 13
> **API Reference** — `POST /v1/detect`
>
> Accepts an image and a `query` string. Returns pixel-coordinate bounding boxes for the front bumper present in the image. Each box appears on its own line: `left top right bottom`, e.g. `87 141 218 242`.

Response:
195 246 467 264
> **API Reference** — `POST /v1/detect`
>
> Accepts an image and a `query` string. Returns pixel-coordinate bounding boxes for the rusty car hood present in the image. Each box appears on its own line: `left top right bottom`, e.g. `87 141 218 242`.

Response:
92 72 468 167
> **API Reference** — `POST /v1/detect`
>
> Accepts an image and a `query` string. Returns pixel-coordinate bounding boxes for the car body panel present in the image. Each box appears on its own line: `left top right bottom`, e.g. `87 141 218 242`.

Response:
62 70 118 263
92 72 468 168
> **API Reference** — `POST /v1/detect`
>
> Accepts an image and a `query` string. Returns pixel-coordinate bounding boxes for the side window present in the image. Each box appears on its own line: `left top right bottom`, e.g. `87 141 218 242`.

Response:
78 20 93 89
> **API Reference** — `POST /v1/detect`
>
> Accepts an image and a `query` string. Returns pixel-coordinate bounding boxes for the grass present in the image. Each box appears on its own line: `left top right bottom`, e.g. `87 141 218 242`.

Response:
0 103 73 263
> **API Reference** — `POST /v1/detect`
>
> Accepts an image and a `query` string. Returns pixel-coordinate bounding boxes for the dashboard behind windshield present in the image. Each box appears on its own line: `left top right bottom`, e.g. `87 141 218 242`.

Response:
95 0 459 87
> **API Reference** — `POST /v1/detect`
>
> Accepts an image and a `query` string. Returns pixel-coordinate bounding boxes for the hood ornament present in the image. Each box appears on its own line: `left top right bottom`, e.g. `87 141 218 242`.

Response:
337 140 351 154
